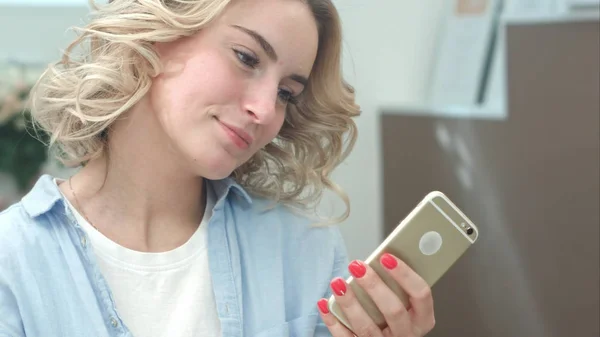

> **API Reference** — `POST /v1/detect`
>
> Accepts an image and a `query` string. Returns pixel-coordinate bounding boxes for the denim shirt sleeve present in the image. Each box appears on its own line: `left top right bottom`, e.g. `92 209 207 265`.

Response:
328 225 351 297
314 225 351 337
0 209 26 337
0 278 24 337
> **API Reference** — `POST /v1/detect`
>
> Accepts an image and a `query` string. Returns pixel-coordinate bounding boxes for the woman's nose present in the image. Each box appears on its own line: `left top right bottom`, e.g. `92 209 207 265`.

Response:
243 83 279 124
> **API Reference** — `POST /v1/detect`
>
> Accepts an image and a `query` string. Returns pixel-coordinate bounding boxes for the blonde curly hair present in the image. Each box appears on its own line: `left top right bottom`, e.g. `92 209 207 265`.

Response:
29 0 360 223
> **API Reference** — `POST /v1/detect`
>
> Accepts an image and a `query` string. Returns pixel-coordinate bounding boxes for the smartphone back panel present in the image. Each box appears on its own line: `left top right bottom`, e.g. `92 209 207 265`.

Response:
328 191 479 331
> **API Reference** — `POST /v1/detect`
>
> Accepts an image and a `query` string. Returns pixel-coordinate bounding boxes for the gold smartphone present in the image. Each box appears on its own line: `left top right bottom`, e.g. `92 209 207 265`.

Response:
328 191 479 331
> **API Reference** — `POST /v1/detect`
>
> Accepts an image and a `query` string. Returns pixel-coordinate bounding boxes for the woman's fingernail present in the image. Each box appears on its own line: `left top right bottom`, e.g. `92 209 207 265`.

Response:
330 277 347 296
317 298 329 314
348 260 367 278
381 253 398 270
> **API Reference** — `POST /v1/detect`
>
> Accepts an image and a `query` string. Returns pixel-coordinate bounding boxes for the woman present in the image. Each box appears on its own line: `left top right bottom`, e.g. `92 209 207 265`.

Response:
0 0 436 336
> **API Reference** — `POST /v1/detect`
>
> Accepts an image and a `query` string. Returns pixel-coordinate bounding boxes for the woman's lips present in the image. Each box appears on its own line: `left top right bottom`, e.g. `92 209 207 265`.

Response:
217 119 253 149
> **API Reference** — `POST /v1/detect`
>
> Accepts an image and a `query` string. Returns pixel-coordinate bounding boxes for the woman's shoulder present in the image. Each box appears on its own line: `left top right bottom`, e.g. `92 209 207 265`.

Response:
214 178 350 266
0 176 67 263
245 196 345 241
0 205 29 337
231 195 350 265
0 202 37 260
216 179 341 236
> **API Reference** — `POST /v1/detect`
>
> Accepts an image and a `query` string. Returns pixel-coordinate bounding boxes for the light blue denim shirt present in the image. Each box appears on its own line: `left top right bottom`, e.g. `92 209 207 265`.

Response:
0 175 350 337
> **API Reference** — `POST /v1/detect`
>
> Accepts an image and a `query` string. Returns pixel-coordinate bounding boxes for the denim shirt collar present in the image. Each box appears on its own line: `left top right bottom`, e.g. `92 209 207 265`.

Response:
21 174 253 219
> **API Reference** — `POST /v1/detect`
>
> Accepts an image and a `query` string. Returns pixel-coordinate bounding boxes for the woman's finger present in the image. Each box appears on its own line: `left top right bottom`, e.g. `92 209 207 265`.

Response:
329 277 384 337
380 253 436 335
317 298 356 337
348 260 412 337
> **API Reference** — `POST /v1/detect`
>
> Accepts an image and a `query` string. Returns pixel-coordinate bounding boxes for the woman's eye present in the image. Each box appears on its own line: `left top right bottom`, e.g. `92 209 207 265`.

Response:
234 49 259 68
278 89 298 105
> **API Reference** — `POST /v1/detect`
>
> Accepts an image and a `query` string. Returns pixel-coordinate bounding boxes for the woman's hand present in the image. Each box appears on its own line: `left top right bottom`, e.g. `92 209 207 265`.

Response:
317 253 435 337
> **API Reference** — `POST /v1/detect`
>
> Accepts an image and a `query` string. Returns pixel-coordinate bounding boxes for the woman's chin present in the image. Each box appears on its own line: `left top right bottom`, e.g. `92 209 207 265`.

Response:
195 160 239 181
185 149 245 181
201 169 235 181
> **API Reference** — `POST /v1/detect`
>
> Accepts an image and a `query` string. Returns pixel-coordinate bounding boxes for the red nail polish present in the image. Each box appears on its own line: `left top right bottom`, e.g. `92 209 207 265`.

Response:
348 260 367 278
330 277 347 296
317 299 329 314
381 253 398 270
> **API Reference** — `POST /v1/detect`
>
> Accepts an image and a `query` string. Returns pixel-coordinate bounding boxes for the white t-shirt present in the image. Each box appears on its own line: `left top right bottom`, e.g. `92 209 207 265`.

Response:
59 180 222 337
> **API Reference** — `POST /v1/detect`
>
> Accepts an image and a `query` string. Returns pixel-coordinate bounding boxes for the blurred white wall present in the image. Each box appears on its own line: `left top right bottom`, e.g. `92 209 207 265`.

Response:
0 1 446 260
0 6 89 63
333 1 445 259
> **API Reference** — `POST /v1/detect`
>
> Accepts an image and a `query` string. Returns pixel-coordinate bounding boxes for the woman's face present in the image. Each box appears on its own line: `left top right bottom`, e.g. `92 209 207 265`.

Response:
149 0 319 179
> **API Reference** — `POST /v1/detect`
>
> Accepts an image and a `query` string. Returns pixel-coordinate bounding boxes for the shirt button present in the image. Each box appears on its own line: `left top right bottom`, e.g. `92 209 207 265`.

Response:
81 236 87 247
110 317 118 328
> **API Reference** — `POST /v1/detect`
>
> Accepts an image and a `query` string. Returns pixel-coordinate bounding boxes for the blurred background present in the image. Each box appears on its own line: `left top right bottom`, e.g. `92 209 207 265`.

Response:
1 0 599 336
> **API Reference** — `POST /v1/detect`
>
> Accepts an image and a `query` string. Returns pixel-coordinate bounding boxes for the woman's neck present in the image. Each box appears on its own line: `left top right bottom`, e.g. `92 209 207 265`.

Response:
59 108 207 253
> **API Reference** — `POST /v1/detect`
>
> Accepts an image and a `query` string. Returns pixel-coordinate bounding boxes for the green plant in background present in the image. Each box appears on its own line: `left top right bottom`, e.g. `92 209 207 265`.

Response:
0 85 50 192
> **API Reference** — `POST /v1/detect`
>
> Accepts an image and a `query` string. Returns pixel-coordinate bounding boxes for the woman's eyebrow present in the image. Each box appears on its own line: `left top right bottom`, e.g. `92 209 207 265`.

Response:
231 24 278 61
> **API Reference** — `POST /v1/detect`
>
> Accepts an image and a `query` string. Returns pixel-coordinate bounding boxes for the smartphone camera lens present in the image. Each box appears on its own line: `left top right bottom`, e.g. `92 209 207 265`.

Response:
461 222 474 235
